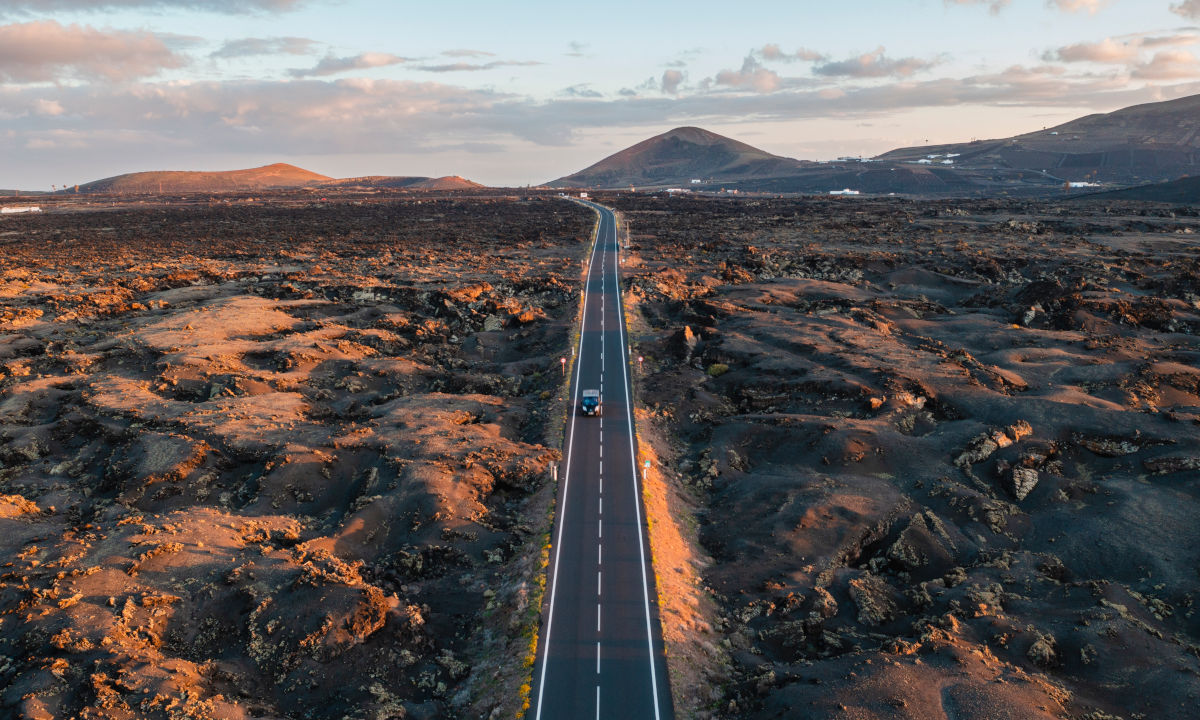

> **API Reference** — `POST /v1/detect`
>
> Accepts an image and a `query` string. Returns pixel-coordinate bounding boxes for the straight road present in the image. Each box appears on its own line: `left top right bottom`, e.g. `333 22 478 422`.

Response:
530 201 674 720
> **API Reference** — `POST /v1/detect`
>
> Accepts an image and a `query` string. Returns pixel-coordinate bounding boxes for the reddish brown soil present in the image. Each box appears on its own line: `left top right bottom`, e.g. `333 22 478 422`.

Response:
0 195 592 720
610 194 1200 720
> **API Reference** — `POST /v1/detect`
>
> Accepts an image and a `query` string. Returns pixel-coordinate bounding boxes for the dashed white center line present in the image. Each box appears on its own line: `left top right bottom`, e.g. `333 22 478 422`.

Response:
596 604 601 633
599 460 603 475
597 571 602 595
596 685 600 719
598 543 602 565
598 518 602 538
599 497 602 515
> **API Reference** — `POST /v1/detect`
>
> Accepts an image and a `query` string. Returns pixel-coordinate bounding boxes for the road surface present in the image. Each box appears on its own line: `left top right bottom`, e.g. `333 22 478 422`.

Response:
530 201 674 720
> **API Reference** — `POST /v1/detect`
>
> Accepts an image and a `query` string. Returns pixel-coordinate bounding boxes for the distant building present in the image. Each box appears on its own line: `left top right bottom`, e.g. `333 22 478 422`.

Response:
690 179 703 184
1067 181 1102 188
829 189 861 196
916 159 933 165
1 206 41 214
579 192 588 198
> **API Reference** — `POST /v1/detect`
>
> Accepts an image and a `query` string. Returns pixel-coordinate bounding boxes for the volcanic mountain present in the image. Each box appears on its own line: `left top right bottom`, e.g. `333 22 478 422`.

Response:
876 93 1200 185
73 163 331 194
548 127 810 188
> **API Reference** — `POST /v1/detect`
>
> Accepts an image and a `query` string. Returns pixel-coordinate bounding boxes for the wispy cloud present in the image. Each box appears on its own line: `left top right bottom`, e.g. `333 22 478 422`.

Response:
758 44 824 62
944 0 1012 15
560 83 602 98
813 47 937 78
0 20 185 82
288 52 408 78
0 0 304 14
211 36 316 59
1049 37 1141 63
413 59 541 73
441 49 495 58
1049 0 1107 13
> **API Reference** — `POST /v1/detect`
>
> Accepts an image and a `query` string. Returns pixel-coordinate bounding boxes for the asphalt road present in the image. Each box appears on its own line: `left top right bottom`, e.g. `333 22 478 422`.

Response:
530 201 674 720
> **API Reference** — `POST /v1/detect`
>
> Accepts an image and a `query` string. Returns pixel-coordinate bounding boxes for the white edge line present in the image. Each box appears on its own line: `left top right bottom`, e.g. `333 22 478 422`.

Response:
533 199 601 720
612 205 666 720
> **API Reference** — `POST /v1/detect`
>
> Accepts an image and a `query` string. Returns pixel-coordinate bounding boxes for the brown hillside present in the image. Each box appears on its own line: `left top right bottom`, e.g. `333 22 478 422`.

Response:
75 163 330 194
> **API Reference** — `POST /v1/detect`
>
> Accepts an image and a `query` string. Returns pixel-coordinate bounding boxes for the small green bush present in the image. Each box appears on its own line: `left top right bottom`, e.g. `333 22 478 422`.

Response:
706 363 730 377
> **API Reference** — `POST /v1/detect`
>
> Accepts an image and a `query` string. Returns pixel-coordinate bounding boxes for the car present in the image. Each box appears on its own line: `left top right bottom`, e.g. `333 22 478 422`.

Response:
580 389 601 416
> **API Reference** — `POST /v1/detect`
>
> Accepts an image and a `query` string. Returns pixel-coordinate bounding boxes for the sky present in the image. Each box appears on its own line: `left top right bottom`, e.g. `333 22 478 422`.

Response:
2 0 1200 189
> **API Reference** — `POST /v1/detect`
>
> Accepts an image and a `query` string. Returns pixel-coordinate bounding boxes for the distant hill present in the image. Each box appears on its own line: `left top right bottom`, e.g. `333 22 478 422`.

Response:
413 175 484 191
324 175 484 191
548 126 811 188
1075 175 1200 204
73 163 331 194
876 94 1200 185
319 176 431 189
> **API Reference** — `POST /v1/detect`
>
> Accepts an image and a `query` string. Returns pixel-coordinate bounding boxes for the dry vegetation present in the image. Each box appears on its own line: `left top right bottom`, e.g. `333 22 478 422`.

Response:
611 194 1200 720
0 195 592 720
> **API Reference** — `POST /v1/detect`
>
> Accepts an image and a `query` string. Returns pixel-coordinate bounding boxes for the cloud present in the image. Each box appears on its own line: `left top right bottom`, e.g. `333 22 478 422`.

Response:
1132 49 1200 78
813 47 937 78
413 60 541 73
565 41 588 58
441 49 495 58
1049 0 1107 13
0 0 303 13
33 98 63 115
1172 0 1200 19
714 56 781 92
0 20 185 82
758 43 824 62
560 83 602 98
211 36 316 59
1142 32 1200 47
289 52 408 78
4 66 1199 182
661 69 684 95
944 0 1012 15
1049 38 1140 63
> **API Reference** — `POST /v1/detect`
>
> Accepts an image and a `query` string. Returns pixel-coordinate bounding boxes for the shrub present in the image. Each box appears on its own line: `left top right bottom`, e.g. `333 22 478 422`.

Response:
706 363 730 377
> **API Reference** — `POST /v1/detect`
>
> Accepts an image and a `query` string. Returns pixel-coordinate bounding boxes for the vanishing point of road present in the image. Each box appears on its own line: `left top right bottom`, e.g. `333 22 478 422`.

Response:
530 201 674 720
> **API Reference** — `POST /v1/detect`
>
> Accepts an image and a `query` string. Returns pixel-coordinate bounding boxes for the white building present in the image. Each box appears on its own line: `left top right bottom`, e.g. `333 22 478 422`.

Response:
829 189 861 196
1 206 41 214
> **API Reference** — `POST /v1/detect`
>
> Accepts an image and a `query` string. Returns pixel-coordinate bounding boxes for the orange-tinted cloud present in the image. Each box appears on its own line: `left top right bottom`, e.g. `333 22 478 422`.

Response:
0 20 185 82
